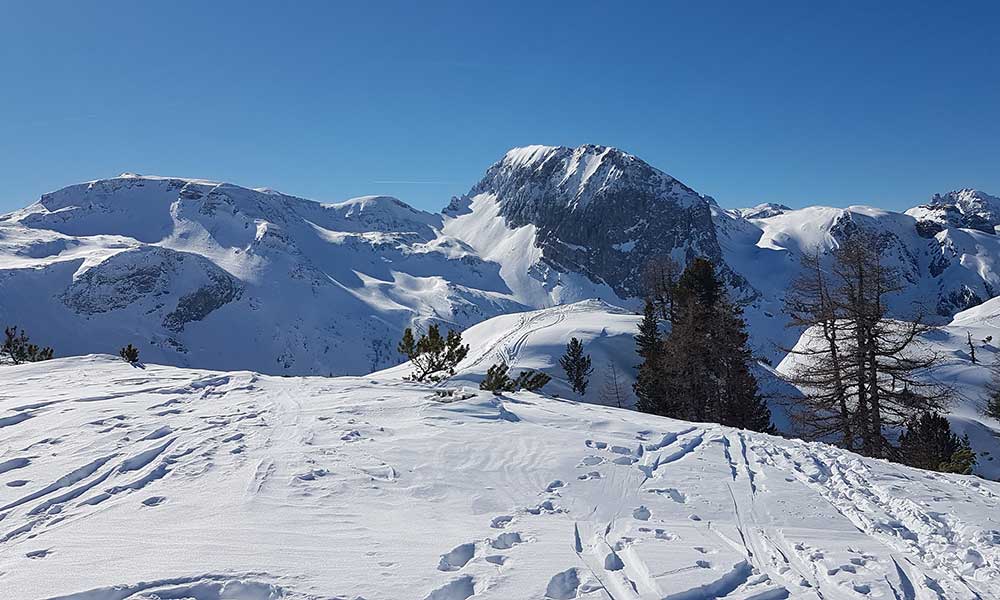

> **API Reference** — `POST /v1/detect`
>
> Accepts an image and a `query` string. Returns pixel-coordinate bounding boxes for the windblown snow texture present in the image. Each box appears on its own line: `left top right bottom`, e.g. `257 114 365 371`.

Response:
2 356 1000 599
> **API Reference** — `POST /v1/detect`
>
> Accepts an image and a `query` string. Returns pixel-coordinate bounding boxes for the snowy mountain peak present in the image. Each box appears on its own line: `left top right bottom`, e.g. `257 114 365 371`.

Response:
485 144 694 211
906 188 1000 235
440 144 745 304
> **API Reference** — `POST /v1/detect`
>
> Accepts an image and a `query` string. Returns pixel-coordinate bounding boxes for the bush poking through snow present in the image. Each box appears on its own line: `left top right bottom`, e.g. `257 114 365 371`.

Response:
119 343 140 364
480 363 551 394
397 325 469 382
1 326 53 365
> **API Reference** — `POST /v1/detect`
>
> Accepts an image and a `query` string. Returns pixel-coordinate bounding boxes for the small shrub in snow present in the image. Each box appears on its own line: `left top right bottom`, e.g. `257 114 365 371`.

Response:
398 325 468 382
2 326 53 365
119 343 140 363
480 363 550 394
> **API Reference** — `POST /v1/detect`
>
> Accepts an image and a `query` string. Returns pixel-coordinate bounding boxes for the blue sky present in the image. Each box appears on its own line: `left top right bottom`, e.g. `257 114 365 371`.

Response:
1 1 998 213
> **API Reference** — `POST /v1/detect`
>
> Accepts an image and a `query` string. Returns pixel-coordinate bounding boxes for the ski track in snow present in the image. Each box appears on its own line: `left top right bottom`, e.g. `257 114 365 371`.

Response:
1 356 1000 599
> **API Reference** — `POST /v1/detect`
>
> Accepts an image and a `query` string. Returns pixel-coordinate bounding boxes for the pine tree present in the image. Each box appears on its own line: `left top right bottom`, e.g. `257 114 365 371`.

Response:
898 412 976 474
1 326 53 365
939 437 977 475
397 324 469 382
560 337 593 395
968 331 978 364
656 258 774 432
514 369 551 392
481 363 514 394
633 300 669 414
480 363 550 394
119 343 140 363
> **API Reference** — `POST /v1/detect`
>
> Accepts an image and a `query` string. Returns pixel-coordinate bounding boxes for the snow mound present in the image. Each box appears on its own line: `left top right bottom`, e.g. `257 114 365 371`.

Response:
1 356 999 598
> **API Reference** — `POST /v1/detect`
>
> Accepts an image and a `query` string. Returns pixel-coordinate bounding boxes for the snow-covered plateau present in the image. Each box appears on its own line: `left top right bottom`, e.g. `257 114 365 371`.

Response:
3 356 1000 599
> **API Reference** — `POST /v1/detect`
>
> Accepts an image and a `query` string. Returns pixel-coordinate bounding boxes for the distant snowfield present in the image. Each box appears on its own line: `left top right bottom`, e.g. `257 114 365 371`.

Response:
2 356 1000 599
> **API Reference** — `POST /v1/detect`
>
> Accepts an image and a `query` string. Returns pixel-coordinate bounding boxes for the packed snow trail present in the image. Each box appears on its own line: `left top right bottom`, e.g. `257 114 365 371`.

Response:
1 357 1000 599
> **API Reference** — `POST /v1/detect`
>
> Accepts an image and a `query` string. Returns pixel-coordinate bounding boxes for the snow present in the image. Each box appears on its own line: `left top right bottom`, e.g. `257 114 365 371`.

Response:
2 355 1000 598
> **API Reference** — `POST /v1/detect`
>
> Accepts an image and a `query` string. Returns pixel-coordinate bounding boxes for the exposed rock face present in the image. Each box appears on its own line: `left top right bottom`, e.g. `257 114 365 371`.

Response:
62 246 242 330
455 145 753 301
906 189 1000 236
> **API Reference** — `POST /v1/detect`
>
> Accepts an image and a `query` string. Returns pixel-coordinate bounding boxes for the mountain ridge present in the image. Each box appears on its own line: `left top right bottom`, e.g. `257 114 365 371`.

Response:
1 144 998 375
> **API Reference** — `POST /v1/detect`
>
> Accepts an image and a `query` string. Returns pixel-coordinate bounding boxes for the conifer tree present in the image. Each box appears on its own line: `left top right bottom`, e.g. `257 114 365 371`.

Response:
652 258 774 432
480 362 550 394
119 343 140 363
560 337 593 395
481 363 514 394
898 412 976 474
514 369 551 392
633 300 668 413
1 326 53 365
398 324 469 382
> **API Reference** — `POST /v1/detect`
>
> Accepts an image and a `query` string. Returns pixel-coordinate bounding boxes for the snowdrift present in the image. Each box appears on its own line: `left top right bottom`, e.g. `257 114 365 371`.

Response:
1 356 999 598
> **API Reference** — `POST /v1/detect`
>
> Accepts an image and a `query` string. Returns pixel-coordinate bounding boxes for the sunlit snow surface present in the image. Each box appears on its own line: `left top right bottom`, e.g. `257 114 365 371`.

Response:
2 356 1000 599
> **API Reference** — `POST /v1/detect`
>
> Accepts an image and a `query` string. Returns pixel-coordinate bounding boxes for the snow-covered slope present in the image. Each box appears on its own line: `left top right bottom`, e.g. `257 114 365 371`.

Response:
2 149 1000 377
714 201 1000 360
374 300 641 404
378 300 799 432
3 356 1000 599
0 174 525 375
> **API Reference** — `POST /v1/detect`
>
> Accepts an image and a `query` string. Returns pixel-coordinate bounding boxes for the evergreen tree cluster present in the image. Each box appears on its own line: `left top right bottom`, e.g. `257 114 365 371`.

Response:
2 326 53 365
480 362 551 394
898 412 975 474
397 324 469 382
633 257 774 433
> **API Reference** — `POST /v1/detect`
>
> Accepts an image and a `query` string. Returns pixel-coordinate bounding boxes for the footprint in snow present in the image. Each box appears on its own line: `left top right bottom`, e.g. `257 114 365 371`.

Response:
491 532 522 550
632 506 651 520
490 515 513 529
437 543 475 571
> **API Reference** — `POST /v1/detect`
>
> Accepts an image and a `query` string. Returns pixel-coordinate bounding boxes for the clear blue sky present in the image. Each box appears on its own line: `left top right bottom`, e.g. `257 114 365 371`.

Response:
2 1 998 213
